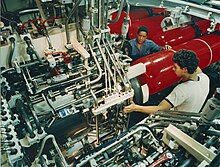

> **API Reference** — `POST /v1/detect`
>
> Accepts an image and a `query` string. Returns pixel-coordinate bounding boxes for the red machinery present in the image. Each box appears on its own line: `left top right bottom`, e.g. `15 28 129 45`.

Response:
127 15 165 39
108 8 165 36
132 34 220 95
152 20 220 46
129 7 165 21
109 11 127 35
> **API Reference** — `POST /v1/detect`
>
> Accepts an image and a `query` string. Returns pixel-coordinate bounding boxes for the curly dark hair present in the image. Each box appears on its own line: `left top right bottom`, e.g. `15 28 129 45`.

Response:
172 50 199 74
138 26 148 35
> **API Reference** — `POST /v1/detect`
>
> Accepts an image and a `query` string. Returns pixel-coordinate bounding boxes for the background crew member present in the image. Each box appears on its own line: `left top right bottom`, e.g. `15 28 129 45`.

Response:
129 26 171 61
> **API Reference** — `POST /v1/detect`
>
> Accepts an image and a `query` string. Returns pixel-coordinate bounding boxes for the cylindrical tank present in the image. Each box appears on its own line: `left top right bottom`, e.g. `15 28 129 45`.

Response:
152 20 220 46
108 11 127 35
108 8 165 35
132 34 220 95
128 15 165 39
129 7 165 21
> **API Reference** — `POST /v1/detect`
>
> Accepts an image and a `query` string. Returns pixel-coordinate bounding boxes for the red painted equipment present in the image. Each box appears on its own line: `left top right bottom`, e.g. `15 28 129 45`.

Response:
108 11 126 35
128 15 165 39
132 34 220 95
129 8 165 21
108 8 165 36
152 20 220 46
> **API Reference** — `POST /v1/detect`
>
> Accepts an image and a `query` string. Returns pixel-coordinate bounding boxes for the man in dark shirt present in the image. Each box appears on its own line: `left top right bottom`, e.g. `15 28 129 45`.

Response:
129 26 171 61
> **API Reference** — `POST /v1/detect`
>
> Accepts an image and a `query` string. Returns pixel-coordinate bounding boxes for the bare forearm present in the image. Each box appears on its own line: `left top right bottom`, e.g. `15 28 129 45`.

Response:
123 100 172 114
132 105 161 114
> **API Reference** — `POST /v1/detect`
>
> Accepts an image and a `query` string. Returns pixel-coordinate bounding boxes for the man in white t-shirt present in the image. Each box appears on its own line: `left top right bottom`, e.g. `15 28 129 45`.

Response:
124 49 210 114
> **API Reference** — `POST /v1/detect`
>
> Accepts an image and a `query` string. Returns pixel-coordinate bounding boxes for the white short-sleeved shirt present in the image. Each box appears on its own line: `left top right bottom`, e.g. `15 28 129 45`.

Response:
165 72 210 113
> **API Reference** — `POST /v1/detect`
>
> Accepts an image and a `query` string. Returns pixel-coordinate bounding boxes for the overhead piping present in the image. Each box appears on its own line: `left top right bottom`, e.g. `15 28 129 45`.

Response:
65 0 83 44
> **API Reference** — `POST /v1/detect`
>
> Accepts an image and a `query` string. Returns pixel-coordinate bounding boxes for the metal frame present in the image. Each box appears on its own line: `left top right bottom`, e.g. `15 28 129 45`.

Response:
162 124 216 163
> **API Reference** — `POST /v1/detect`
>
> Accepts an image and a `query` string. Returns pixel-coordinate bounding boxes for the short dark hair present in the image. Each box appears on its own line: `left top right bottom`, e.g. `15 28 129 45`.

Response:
172 49 199 74
138 26 148 35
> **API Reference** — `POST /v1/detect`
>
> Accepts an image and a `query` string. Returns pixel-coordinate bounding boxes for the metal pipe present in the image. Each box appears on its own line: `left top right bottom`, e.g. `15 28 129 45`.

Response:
108 61 112 93
23 36 43 64
24 96 43 134
65 0 83 44
35 73 92 94
98 0 102 29
41 93 55 116
205 129 220 136
16 99 35 138
105 0 109 28
73 87 105 105
125 0 130 21
35 0 47 23
90 88 98 106
19 8 39 15
101 0 105 29
8 37 16 68
75 7 81 41
106 39 131 85
21 69 34 94
102 137 134 165
95 116 99 145
37 85 103 113
204 136 219 148
43 28 53 49
88 44 103 84
36 135 69 167
108 0 125 24
96 39 119 92
104 61 109 94
89 0 95 27
1 61 46 76
1 0 7 12
121 0 130 38
76 125 158 166
102 39 127 87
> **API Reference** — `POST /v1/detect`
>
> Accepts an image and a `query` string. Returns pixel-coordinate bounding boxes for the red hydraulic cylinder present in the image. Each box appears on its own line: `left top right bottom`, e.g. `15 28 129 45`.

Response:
108 11 127 35
152 20 219 46
129 7 165 21
108 8 165 35
128 15 165 40
132 34 220 95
